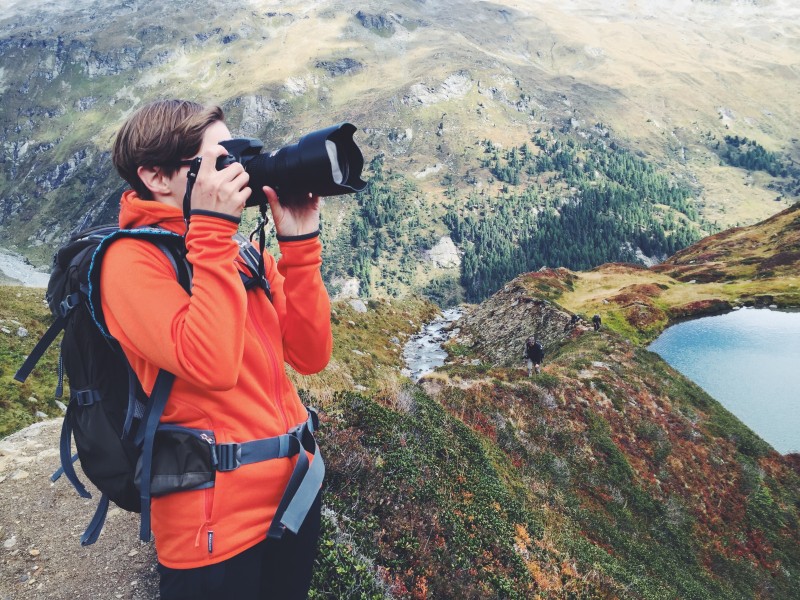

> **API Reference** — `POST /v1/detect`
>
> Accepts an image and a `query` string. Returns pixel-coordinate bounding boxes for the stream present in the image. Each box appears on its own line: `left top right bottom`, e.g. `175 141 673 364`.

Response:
401 307 463 382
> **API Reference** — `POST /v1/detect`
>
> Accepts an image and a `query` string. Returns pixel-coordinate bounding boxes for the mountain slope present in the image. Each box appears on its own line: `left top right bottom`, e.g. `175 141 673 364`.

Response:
1 0 800 303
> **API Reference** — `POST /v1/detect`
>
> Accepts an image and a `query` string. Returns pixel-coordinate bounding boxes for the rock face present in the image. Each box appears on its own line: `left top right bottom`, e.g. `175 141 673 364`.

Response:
455 273 587 366
315 58 363 77
0 420 158 600
424 235 461 268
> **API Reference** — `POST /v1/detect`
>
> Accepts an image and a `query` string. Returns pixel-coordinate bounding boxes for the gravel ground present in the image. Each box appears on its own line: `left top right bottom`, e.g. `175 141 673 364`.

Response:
0 419 159 600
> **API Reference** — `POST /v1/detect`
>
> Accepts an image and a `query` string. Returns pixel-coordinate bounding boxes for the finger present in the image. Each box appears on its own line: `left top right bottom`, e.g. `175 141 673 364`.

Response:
227 168 249 190
221 176 252 203
197 144 230 177
218 160 246 182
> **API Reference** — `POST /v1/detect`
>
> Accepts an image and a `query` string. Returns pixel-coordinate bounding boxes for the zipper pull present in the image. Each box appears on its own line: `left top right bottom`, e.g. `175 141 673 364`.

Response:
200 433 214 444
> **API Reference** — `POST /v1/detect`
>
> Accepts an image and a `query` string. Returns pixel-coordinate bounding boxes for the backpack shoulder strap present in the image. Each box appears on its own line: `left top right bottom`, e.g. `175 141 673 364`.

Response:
86 227 189 338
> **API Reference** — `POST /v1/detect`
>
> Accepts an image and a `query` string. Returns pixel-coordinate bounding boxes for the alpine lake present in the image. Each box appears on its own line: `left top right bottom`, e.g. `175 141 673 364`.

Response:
649 307 800 455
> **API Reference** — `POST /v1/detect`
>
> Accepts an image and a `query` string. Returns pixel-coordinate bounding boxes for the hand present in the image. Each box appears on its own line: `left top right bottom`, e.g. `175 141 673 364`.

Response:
190 145 252 219
264 187 320 238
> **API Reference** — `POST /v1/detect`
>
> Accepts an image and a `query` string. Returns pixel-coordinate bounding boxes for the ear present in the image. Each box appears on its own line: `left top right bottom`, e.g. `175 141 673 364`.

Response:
137 165 171 197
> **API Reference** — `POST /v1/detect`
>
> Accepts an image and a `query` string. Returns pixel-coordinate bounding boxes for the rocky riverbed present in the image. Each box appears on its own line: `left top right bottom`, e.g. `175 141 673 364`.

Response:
0 249 49 288
401 307 463 381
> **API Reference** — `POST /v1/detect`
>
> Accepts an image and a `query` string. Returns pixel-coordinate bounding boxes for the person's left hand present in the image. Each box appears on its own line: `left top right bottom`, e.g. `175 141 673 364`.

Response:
263 187 320 238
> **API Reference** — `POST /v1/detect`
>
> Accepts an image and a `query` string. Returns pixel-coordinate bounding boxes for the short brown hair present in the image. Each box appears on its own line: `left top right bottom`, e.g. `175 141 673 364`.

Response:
112 99 224 199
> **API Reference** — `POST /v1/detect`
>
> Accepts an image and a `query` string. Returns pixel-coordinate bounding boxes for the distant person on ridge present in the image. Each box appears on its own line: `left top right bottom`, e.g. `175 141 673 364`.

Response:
524 336 545 376
592 314 602 331
564 313 580 332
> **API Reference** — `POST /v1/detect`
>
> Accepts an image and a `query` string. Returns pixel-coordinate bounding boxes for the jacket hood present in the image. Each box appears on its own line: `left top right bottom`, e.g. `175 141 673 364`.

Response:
118 190 186 234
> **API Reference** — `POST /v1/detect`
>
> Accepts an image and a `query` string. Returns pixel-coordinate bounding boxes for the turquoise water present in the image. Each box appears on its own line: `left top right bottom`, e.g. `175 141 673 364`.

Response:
649 308 800 454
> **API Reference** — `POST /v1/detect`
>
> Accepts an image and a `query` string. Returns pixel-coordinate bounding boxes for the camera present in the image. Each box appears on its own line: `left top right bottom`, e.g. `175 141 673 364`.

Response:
217 123 367 207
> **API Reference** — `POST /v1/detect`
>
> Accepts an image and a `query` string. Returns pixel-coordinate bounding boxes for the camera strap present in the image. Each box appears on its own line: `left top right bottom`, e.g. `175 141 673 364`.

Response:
249 201 269 285
182 157 203 227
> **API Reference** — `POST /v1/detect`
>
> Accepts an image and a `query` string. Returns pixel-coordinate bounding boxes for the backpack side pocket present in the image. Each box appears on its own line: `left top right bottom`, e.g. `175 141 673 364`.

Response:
136 426 216 496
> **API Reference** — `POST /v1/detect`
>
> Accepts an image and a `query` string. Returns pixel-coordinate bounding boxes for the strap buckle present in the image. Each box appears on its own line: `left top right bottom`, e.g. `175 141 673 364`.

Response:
59 293 80 318
74 389 100 407
215 443 241 472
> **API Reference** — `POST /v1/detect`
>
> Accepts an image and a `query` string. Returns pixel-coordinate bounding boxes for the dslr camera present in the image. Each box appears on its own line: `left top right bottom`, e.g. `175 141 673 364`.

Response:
217 122 367 207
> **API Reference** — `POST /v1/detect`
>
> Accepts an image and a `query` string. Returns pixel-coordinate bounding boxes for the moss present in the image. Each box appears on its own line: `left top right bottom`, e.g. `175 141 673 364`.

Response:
0 286 63 438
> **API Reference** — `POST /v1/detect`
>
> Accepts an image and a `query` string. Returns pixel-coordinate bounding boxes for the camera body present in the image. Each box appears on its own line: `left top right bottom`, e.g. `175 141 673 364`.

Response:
217 123 367 207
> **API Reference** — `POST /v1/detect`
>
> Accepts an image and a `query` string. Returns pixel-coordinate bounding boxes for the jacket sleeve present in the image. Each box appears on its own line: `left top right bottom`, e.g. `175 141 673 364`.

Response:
262 235 332 375
100 216 247 391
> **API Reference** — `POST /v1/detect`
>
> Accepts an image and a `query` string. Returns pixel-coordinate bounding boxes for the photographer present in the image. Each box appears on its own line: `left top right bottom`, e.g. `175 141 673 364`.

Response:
104 99 332 599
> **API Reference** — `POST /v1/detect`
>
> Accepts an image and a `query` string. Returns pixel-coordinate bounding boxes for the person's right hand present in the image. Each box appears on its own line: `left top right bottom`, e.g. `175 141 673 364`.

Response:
189 145 252 219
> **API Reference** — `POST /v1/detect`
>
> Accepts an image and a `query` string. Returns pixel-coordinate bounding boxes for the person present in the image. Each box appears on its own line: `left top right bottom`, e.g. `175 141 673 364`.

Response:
592 314 602 331
524 336 545 376
564 313 580 332
104 99 332 599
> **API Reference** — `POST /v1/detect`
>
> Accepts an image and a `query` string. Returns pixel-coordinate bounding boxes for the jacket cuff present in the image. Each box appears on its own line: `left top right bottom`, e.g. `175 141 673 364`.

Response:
277 234 323 268
189 209 241 225
276 230 320 242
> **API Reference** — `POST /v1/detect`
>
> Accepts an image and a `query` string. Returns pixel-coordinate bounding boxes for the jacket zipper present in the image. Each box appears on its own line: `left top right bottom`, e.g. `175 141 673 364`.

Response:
249 301 289 431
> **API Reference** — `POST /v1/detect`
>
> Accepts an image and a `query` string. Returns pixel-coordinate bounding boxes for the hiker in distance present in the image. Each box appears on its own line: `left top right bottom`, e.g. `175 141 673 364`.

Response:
564 313 580 332
524 336 545 376
106 100 332 599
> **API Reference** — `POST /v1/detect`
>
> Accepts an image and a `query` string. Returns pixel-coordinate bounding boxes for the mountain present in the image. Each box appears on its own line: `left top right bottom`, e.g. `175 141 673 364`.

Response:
2 202 799 598
1 0 800 301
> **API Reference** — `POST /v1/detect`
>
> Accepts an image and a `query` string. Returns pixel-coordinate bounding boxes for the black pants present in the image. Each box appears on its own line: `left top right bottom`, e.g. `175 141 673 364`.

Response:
158 493 322 600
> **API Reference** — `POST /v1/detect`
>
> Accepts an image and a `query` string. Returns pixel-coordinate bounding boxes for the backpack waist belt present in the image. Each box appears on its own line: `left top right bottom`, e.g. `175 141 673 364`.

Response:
210 410 324 539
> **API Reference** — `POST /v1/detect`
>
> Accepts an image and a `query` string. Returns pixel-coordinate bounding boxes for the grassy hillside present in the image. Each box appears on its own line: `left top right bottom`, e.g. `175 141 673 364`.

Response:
0 286 62 436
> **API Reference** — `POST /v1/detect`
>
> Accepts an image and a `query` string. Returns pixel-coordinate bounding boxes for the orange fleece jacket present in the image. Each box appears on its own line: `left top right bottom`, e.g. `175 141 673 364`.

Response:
100 191 332 568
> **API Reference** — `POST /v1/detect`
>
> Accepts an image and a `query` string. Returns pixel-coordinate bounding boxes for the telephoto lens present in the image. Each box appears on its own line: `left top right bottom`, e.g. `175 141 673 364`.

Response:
218 123 368 207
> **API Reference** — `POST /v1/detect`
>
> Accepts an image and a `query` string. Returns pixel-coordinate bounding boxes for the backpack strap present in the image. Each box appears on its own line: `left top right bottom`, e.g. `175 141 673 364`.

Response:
80 494 110 546
135 369 177 542
14 313 70 383
87 228 188 338
56 400 92 499
267 409 325 539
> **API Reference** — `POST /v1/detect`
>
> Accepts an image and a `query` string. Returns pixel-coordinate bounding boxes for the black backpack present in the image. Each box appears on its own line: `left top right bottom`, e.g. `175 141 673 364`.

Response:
525 339 544 360
14 224 269 545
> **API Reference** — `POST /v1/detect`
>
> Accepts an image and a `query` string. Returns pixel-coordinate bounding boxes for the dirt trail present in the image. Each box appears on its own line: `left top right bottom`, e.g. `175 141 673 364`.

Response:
0 419 159 599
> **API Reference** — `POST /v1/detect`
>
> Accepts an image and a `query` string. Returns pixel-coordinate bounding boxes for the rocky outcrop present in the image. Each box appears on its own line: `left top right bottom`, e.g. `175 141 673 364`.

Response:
455 272 586 366
315 58 363 77
235 95 282 137
424 235 461 269
402 72 473 106
355 11 397 35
